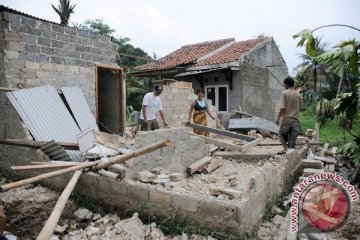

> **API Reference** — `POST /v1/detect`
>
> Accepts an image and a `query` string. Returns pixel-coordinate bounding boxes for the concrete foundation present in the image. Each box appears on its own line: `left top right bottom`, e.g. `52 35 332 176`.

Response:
0 128 307 237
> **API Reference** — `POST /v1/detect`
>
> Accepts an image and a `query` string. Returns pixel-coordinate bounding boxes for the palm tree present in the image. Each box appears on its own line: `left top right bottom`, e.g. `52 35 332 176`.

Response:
52 0 76 26
295 37 328 95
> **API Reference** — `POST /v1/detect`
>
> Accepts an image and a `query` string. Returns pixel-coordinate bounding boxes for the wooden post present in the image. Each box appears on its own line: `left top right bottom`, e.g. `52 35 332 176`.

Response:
1 161 99 192
93 139 171 171
37 170 82 240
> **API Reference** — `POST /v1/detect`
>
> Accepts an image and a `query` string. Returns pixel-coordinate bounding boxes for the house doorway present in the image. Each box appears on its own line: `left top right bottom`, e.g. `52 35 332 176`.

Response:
205 85 228 112
95 64 125 134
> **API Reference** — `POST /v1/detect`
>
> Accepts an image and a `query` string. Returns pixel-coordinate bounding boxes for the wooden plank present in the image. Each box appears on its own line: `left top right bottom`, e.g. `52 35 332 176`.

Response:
202 157 223 174
228 118 279 134
189 133 243 151
0 139 79 150
186 157 212 174
188 123 255 141
213 151 274 160
240 138 263 152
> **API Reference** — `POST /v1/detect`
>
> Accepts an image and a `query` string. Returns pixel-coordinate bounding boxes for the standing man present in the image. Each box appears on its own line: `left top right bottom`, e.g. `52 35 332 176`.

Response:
139 85 168 131
276 77 302 154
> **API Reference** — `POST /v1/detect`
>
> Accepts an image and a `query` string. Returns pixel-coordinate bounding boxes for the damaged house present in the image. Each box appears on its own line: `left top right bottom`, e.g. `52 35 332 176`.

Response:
0 5 310 239
0 5 126 136
133 37 289 122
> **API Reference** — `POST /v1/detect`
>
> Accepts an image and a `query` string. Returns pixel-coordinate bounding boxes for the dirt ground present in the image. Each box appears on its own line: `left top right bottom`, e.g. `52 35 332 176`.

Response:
0 177 217 240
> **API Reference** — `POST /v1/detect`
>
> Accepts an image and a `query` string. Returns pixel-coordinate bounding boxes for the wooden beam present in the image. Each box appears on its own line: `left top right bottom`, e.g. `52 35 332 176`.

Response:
240 138 263 152
187 123 255 142
0 139 79 150
189 133 243 151
213 151 275 161
202 157 223 174
186 157 212 175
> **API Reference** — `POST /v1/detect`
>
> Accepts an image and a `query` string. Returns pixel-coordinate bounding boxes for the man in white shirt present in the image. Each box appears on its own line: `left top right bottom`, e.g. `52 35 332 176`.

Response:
139 85 168 131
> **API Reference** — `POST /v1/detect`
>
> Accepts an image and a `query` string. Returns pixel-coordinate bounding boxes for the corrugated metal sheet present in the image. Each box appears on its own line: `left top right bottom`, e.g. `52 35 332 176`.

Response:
7 86 81 161
61 87 99 132
41 140 72 161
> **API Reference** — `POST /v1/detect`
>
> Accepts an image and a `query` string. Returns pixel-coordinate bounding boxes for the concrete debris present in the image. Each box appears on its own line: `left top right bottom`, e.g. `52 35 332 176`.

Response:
73 208 93 221
169 173 185 182
137 170 156 183
271 206 284 215
117 213 145 239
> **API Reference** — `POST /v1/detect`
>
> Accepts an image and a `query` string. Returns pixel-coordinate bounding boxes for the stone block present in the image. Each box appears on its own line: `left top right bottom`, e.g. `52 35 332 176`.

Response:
199 198 231 219
51 40 64 48
301 159 323 169
42 30 56 39
52 24 64 33
35 53 50 63
171 192 198 212
4 30 20 41
21 16 36 27
303 168 324 177
149 190 171 206
8 41 25 51
27 27 42 35
25 61 40 70
40 47 54 55
57 34 70 42
78 31 89 38
128 182 149 203
37 37 50 47
5 50 19 59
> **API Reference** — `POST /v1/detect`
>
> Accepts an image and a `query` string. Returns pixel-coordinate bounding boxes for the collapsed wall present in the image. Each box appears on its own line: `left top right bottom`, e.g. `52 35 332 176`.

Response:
0 127 307 237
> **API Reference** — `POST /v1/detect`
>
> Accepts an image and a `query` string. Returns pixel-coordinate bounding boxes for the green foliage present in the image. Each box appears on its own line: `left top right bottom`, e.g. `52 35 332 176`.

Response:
315 40 359 77
337 141 360 165
334 90 359 124
52 0 76 25
315 99 335 128
293 29 317 57
72 19 115 35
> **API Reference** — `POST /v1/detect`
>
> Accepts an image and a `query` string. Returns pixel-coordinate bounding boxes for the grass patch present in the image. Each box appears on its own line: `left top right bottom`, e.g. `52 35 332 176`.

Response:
299 106 360 146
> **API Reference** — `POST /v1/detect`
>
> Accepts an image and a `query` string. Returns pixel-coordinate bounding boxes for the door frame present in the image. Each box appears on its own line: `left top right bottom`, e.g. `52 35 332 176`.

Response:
95 64 125 133
204 84 229 113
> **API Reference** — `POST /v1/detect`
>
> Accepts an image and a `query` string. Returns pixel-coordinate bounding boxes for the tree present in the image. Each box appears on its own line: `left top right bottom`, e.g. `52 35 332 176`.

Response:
52 0 76 26
72 19 115 35
294 26 360 167
294 35 328 96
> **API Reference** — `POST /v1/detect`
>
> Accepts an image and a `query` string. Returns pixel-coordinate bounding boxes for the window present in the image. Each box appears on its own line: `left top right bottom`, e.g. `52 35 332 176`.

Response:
205 85 228 112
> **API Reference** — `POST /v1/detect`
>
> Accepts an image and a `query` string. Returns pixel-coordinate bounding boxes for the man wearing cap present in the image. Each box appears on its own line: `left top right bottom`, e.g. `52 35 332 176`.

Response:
139 85 168 131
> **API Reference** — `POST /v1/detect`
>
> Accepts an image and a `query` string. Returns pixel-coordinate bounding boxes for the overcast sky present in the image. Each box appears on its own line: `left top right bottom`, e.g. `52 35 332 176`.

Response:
1 0 359 74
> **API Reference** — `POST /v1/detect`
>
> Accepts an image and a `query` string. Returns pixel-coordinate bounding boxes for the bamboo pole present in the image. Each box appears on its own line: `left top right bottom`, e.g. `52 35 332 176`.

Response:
0 139 79 150
37 170 82 240
0 87 18 92
11 162 80 170
93 138 171 171
1 161 99 192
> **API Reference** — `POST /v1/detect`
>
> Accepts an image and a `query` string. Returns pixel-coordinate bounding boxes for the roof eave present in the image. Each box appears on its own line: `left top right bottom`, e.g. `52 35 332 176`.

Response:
131 67 185 77
186 61 240 71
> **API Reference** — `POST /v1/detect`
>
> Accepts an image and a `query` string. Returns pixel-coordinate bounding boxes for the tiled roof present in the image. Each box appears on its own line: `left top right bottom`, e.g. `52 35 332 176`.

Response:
134 38 235 71
134 37 270 72
196 38 269 66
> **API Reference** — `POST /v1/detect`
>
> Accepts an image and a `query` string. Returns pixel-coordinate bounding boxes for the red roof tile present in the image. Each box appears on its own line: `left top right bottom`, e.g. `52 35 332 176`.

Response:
134 38 235 71
196 38 269 66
